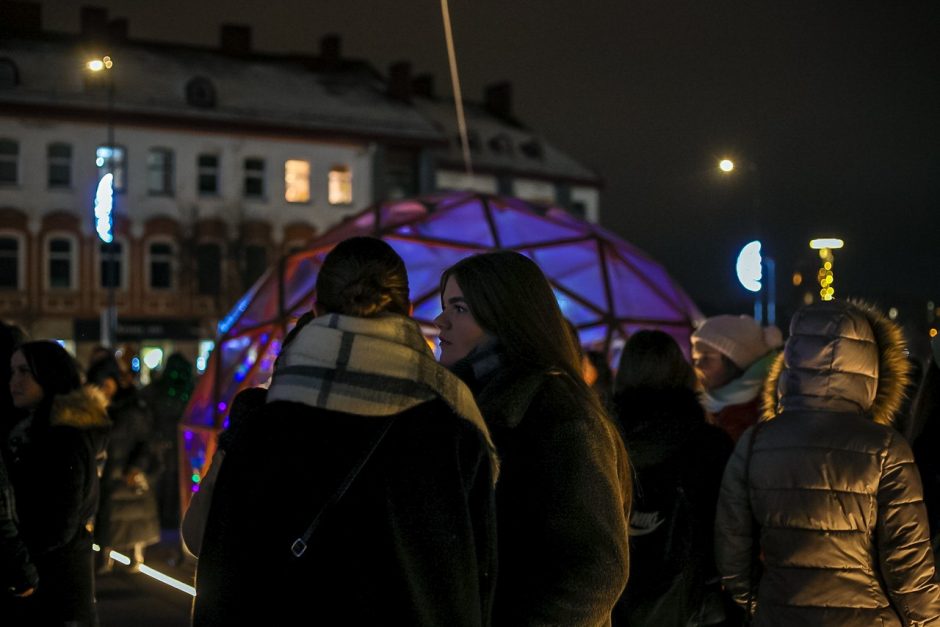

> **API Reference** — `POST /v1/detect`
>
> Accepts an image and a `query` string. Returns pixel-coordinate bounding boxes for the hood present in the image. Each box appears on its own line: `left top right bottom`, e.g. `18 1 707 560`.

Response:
49 385 111 430
761 299 910 426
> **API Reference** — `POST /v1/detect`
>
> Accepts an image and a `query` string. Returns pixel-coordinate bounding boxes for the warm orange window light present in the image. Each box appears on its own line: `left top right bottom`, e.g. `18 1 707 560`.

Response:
329 165 353 205
285 160 310 203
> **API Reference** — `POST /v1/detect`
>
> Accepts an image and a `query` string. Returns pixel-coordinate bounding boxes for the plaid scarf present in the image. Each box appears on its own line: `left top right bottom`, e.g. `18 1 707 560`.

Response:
267 313 498 480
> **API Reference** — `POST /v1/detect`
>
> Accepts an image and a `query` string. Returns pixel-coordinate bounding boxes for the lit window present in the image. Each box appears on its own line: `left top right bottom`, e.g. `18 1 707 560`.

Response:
96 145 126 192
147 148 174 195
197 154 219 195
244 158 265 198
100 241 123 289
0 139 18 185
328 165 353 205
0 236 20 289
48 237 74 289
284 160 310 203
148 241 174 289
47 143 72 188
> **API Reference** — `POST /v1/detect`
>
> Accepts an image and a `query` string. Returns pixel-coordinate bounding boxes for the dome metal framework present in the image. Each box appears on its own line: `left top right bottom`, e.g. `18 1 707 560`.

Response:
178 190 702 506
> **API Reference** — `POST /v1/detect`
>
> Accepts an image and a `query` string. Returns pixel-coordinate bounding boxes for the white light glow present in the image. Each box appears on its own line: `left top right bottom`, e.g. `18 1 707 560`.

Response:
94 173 114 243
736 240 763 293
809 238 844 249
719 159 735 172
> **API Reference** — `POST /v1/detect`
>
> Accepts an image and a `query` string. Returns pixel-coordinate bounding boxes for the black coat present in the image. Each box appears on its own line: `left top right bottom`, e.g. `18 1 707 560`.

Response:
193 399 496 627
612 387 733 626
4 387 110 626
470 366 630 627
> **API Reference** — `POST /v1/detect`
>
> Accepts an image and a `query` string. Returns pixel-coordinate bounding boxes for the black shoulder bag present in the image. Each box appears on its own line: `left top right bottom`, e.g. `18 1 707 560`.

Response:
290 417 397 558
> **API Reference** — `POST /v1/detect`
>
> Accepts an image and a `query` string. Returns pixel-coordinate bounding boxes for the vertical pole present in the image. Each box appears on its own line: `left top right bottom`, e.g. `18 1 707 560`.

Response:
106 69 117 347
766 256 776 326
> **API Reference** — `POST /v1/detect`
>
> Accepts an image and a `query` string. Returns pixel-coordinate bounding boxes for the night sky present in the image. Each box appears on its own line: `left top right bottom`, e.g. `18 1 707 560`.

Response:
37 1 940 327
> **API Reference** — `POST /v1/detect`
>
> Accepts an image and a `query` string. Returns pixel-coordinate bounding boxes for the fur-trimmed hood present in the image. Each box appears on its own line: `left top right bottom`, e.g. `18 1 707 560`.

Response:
49 385 111 430
761 299 910 426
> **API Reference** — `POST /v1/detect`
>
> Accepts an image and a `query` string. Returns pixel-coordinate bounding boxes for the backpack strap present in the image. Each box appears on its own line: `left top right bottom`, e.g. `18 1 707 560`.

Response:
290 417 397 558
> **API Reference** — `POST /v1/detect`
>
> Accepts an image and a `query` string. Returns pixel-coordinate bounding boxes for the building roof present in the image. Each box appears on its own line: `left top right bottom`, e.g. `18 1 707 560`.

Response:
0 33 443 144
415 96 602 185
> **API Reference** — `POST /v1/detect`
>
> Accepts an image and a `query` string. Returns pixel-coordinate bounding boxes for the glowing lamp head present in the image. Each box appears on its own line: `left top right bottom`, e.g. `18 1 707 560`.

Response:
719 159 735 173
809 238 844 250
86 56 113 72
735 240 763 293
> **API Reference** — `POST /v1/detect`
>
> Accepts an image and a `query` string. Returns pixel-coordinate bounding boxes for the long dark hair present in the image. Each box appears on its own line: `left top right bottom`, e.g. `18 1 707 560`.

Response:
440 251 582 379
315 237 410 317
615 330 696 393
17 340 83 424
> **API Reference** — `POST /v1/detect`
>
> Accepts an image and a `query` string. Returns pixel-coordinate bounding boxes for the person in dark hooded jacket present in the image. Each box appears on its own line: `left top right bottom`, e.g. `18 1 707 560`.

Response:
611 330 733 626
715 300 940 626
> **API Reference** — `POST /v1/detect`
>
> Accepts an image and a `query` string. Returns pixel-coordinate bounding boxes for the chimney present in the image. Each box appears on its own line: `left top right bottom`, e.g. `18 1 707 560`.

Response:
320 34 341 66
387 61 412 102
0 1 42 37
484 81 513 120
412 73 434 99
107 17 127 44
80 5 108 42
220 24 251 56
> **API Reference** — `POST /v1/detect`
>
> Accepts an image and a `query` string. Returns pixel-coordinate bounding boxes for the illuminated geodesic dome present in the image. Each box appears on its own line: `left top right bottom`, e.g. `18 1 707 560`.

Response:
179 190 702 507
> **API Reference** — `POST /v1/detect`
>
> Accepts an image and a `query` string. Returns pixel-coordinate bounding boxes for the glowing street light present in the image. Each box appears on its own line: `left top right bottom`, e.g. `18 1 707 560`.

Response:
86 54 118 346
809 238 844 301
736 240 776 325
719 158 735 173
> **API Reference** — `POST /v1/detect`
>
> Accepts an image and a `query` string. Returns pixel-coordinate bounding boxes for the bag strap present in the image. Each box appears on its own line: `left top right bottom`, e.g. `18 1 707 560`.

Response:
290 417 397 558
744 420 764 623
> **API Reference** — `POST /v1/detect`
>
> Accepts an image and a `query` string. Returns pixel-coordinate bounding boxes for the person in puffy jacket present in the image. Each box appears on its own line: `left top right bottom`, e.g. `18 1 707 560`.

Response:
714 299 940 626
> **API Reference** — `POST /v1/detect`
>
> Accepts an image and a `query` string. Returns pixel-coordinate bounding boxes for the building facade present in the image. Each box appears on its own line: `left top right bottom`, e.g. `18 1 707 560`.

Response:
0 2 602 375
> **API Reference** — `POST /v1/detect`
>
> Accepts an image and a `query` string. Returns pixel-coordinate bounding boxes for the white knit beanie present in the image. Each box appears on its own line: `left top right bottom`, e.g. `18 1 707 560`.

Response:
692 315 783 369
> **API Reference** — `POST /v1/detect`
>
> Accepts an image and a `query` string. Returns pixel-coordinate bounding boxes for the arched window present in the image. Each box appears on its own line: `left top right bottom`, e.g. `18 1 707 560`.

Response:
328 165 353 205
0 234 21 289
46 234 77 289
99 239 126 290
47 143 72 188
147 240 176 290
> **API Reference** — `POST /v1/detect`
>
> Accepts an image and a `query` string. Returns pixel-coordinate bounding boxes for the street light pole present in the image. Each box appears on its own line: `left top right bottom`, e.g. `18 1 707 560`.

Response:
87 55 117 347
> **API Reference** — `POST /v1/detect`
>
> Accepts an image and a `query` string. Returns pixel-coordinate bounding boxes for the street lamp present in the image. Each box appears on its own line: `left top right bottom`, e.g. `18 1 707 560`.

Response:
87 55 117 347
809 238 844 301
721 157 774 324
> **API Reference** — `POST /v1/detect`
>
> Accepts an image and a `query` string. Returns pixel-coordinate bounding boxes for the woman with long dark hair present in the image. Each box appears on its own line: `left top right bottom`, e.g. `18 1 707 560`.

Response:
611 330 733 626
5 341 109 625
435 250 631 627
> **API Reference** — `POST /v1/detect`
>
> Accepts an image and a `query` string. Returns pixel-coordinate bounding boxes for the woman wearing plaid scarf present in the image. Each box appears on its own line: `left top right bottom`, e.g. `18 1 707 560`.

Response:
436 251 631 627
193 237 498 627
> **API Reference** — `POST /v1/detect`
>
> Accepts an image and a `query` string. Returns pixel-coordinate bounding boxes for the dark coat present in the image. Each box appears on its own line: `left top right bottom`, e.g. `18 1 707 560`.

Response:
470 365 630 627
95 388 160 550
4 387 110 626
193 399 496 627
612 387 733 626
715 300 940 626
0 452 37 595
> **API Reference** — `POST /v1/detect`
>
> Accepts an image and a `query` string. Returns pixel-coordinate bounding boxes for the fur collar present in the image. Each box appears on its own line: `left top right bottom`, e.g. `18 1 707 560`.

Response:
761 299 910 426
49 386 111 430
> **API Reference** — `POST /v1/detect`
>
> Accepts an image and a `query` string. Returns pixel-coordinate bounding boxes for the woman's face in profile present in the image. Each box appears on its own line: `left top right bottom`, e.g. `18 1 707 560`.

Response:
434 277 488 368
9 350 44 411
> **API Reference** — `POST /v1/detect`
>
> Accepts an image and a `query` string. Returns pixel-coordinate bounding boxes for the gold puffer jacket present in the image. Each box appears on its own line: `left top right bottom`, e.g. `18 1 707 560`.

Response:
715 300 940 627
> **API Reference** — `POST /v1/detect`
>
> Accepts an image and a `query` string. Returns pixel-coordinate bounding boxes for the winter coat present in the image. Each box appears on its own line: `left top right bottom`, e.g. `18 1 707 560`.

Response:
0 451 37 595
192 399 496 627
612 387 733 626
468 364 630 627
714 300 940 626
95 387 160 550
4 386 110 626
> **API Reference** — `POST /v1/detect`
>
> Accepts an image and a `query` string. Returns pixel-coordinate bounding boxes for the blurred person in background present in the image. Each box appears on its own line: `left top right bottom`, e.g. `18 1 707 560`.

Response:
611 330 733 626
5 340 109 625
692 315 782 442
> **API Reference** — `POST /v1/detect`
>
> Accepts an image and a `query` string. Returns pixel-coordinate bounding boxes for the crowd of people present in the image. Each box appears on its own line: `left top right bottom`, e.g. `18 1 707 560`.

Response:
3 235 940 626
